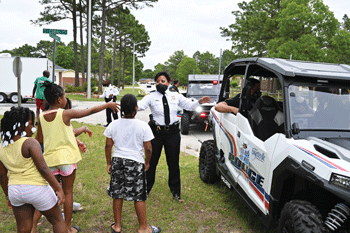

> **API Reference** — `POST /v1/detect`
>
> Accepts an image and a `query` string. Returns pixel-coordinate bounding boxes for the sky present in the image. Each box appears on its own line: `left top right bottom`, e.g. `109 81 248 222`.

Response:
0 0 349 70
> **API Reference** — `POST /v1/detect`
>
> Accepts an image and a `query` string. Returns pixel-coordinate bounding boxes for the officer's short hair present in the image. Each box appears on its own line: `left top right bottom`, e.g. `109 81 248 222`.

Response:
154 71 171 82
173 79 179 85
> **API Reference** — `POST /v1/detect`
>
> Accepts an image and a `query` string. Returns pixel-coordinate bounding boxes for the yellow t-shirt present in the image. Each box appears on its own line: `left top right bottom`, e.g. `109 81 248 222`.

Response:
0 137 47 186
40 108 82 167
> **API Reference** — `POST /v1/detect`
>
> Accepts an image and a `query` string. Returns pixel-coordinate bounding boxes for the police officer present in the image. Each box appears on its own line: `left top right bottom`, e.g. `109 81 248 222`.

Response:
168 79 180 92
99 79 119 127
138 71 210 201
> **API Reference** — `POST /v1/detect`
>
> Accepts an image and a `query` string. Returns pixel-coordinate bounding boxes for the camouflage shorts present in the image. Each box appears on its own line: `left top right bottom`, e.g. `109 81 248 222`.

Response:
107 157 147 201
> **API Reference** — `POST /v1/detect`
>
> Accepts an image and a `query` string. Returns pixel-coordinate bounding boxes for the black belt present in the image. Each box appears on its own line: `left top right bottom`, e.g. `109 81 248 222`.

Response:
155 122 179 132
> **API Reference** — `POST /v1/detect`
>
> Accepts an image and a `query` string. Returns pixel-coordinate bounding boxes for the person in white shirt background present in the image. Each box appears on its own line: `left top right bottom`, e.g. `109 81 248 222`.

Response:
99 80 120 127
138 71 211 201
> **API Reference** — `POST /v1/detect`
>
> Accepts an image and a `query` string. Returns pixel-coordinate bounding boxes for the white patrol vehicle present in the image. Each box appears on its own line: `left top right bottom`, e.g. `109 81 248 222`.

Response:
199 58 350 232
180 74 223 135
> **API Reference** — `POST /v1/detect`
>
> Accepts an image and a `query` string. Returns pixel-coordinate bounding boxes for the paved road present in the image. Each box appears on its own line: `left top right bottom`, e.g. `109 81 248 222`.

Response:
0 100 213 157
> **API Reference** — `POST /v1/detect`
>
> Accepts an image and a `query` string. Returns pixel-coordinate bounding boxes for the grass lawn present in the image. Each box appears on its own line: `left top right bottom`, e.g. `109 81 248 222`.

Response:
66 87 146 102
0 120 275 233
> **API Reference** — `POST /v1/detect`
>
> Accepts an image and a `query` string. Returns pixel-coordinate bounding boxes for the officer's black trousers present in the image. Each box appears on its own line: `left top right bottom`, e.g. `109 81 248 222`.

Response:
105 97 118 125
146 131 181 196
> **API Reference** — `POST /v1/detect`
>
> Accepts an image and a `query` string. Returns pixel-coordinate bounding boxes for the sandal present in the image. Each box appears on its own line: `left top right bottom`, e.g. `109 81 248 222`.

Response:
150 225 161 233
111 222 122 233
72 226 82 232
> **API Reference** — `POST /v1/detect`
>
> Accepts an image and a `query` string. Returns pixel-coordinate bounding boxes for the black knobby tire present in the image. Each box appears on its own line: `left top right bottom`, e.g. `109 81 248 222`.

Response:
278 200 327 233
199 140 219 183
0 93 6 103
181 112 190 135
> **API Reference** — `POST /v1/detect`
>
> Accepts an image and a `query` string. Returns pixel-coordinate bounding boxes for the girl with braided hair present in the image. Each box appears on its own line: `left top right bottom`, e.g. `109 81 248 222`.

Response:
0 107 67 233
104 94 161 233
35 81 119 233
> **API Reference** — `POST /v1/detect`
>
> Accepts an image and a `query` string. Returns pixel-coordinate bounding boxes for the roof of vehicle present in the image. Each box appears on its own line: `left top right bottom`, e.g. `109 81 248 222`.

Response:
188 74 223 81
225 57 350 80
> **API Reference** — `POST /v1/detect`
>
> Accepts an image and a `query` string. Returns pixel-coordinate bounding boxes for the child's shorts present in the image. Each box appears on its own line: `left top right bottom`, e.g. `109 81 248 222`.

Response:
49 163 77 176
8 185 58 211
107 157 147 201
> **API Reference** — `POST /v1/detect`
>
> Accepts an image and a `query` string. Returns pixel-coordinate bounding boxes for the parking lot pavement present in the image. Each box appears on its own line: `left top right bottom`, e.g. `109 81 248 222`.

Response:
0 100 212 157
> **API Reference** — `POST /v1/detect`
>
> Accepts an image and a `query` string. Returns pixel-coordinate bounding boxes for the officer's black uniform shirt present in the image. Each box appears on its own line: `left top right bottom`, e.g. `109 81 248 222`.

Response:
225 93 241 108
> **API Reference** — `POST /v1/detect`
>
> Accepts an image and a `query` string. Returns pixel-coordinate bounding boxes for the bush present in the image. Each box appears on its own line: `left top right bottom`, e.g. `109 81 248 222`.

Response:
82 78 99 91
65 84 83 93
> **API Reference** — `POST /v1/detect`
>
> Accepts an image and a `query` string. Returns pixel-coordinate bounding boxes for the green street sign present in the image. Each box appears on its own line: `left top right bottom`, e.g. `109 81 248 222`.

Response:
43 28 67 35
49 32 61 42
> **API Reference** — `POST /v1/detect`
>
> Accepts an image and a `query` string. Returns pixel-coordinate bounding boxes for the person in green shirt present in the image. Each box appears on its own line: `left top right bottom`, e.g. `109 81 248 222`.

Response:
32 70 51 124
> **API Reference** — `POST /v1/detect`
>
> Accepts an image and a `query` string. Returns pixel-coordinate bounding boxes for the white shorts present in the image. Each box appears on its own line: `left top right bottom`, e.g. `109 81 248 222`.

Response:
8 185 58 211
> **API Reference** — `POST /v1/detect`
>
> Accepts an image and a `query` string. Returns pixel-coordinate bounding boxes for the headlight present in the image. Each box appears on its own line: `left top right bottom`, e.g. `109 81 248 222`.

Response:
195 106 203 113
330 173 350 190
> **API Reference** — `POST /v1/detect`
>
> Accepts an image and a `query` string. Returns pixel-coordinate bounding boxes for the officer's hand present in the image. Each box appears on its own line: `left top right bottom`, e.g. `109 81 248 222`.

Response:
199 96 211 104
109 94 113 98
107 164 112 174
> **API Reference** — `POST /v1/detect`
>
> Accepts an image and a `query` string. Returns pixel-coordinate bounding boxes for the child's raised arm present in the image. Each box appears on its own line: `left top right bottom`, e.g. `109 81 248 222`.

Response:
74 126 92 137
22 138 65 205
63 101 119 124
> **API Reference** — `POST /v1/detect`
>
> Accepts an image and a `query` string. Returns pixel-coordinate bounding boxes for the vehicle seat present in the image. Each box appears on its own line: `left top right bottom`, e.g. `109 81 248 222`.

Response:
248 96 284 141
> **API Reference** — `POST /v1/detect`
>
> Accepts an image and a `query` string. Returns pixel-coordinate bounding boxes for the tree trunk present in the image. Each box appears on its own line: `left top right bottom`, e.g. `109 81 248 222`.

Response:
79 0 85 85
111 28 117 86
118 36 122 88
73 0 80 87
98 0 107 94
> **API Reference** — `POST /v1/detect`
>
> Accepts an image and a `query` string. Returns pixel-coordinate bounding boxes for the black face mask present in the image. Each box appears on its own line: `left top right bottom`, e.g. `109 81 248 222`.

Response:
156 84 168 95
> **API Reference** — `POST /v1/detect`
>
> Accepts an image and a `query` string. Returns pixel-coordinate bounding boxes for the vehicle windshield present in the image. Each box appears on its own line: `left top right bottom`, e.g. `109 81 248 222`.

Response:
288 84 350 130
187 82 221 97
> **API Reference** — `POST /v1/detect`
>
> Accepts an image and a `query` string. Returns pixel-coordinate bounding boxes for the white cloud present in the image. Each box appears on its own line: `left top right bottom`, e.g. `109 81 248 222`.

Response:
0 0 349 70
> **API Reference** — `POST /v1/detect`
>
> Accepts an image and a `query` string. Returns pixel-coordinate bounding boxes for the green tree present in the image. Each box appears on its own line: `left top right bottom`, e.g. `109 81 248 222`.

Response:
36 40 65 59
327 29 350 64
96 0 157 93
176 57 201 84
32 0 81 86
55 45 75 70
154 63 166 74
220 49 237 72
342 14 350 32
10 44 41 57
267 0 339 62
220 0 281 57
193 51 219 74
164 50 186 79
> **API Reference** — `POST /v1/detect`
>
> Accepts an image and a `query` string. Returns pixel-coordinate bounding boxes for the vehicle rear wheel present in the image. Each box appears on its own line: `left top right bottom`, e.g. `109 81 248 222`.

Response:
181 112 190 135
9 93 19 103
199 140 219 183
278 200 327 233
0 93 7 103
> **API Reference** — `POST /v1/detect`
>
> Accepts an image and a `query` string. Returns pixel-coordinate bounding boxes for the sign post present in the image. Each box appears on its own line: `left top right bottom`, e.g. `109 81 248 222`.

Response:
13 57 22 106
43 29 67 83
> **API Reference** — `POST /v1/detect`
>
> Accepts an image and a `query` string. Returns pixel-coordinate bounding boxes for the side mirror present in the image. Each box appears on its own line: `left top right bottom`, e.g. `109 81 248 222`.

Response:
292 123 300 135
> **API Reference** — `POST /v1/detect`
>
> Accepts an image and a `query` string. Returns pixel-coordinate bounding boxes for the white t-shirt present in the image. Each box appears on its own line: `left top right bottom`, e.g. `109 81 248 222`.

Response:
103 118 154 164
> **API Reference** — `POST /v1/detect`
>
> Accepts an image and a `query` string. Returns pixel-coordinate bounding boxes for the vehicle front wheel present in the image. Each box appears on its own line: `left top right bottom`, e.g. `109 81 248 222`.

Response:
199 140 219 184
0 93 7 103
181 112 190 135
278 200 327 233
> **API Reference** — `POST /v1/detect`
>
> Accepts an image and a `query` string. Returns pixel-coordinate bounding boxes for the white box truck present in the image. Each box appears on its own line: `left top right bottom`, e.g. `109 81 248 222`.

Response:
0 57 53 103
